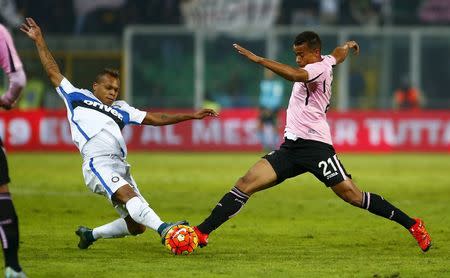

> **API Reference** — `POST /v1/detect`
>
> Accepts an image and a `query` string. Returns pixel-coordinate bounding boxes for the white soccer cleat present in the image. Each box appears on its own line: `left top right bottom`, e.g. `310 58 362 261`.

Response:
5 267 27 278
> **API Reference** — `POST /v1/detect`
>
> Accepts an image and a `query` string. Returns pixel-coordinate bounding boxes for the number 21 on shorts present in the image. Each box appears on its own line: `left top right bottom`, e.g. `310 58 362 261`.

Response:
318 154 343 180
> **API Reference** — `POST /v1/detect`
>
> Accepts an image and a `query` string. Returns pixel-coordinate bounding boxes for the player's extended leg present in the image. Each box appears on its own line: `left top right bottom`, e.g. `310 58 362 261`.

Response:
113 184 167 233
76 184 185 249
331 179 431 251
113 184 186 238
195 159 277 246
76 216 146 249
0 185 23 275
0 140 25 276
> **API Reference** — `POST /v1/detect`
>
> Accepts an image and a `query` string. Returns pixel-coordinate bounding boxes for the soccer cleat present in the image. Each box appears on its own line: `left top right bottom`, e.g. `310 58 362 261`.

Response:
4 267 27 278
193 226 209 248
159 220 189 245
75 226 96 249
408 218 431 252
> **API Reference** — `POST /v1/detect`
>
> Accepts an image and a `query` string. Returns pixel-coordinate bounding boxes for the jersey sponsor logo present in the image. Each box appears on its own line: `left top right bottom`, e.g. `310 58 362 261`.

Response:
72 99 125 129
82 100 123 120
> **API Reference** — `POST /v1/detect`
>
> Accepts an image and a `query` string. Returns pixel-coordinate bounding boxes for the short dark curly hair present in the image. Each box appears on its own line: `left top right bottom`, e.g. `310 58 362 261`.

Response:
293 31 322 51
95 68 120 83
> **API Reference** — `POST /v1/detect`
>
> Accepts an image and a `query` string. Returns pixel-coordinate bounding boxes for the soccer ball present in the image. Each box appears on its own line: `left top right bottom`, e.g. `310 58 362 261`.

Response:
164 224 198 255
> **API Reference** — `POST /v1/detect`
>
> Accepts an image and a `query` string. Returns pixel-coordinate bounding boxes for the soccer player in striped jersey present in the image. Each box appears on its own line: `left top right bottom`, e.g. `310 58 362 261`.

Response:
0 23 27 278
21 17 217 250
193 31 431 252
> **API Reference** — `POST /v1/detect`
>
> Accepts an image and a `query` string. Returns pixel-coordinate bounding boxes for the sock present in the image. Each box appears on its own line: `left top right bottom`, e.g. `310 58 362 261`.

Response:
0 193 21 272
157 223 169 236
198 186 249 234
92 218 130 240
125 197 164 232
362 192 416 229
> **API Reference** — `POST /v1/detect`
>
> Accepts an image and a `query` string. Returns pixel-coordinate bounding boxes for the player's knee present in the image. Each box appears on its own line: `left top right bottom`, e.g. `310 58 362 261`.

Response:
128 224 146 235
113 184 138 204
236 176 255 195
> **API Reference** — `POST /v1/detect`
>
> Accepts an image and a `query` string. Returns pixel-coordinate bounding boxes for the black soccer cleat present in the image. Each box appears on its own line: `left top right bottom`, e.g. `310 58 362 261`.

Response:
75 226 96 249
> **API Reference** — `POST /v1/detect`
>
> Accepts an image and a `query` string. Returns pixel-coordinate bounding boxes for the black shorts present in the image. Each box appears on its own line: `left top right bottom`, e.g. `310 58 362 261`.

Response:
0 138 10 185
263 138 351 187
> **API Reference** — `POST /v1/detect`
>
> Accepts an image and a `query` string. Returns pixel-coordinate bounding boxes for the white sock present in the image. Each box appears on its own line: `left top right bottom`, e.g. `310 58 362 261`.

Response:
125 197 164 231
92 218 130 239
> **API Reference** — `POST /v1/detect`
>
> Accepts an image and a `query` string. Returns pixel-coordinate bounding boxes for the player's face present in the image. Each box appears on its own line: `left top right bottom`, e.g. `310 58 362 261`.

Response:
93 74 120 106
293 43 320 68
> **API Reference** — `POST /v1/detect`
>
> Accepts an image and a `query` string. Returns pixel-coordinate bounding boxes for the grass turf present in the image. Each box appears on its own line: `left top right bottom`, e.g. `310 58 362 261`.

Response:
5 152 450 277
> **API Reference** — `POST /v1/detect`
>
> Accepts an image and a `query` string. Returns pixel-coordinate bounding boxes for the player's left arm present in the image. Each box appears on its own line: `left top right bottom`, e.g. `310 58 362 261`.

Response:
331 41 359 65
233 44 309 82
141 109 218 126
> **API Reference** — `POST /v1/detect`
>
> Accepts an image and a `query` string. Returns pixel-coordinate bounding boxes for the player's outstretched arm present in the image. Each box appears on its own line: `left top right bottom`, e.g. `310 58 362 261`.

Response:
142 108 218 126
331 41 359 65
20 17 63 87
233 43 308 82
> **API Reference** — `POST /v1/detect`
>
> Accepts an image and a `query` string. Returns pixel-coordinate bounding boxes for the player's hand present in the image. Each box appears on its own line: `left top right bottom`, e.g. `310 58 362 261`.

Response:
192 108 218 119
20 17 43 42
233 44 262 63
346 41 360 55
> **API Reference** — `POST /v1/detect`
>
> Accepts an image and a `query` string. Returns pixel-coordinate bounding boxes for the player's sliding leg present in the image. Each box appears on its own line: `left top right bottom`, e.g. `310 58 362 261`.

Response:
114 184 187 240
76 217 133 249
331 180 431 252
195 159 277 247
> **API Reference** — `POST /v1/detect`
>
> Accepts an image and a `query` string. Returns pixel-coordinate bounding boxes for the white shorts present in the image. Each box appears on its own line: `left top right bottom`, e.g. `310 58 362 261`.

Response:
82 155 148 218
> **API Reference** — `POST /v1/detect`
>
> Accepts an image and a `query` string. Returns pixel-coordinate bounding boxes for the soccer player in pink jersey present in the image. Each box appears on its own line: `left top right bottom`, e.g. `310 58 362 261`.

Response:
193 31 431 252
0 24 27 277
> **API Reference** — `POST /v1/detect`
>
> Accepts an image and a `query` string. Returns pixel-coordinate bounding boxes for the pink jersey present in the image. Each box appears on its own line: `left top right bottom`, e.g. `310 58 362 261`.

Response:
0 24 23 74
284 55 336 145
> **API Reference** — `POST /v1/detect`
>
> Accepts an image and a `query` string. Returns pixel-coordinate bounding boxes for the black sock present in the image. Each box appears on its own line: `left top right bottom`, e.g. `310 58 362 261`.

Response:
362 192 416 230
0 193 21 272
198 186 249 234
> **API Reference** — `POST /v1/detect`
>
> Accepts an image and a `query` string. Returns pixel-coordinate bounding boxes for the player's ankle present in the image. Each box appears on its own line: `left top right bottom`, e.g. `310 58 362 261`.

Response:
157 223 169 236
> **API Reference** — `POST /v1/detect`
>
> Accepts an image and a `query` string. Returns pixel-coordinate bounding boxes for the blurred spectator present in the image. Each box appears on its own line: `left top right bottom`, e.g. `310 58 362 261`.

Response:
319 0 339 25
258 69 284 151
227 73 251 107
147 0 181 25
73 0 126 34
202 91 221 113
393 77 423 110
288 0 319 26
349 65 366 107
18 73 45 109
0 0 23 27
18 0 74 33
419 0 450 24
348 0 382 26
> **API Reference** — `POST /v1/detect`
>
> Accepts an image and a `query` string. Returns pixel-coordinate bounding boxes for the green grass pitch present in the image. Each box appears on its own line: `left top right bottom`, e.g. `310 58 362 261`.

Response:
5 152 450 277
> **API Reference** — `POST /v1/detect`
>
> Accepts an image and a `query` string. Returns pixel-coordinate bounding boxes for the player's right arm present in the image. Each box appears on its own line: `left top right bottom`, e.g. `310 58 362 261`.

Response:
20 17 63 87
233 44 309 82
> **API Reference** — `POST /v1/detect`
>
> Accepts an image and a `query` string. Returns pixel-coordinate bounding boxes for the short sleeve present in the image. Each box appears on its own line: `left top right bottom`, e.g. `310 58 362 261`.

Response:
113 101 147 124
56 77 79 94
323 55 337 66
304 63 324 83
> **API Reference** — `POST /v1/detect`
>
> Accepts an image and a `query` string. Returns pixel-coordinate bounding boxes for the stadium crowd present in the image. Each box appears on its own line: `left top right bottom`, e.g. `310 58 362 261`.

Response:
0 0 447 35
